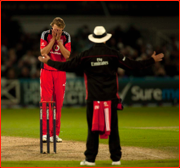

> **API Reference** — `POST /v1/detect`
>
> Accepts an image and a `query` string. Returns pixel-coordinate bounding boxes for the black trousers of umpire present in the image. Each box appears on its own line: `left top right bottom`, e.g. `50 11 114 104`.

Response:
84 100 122 162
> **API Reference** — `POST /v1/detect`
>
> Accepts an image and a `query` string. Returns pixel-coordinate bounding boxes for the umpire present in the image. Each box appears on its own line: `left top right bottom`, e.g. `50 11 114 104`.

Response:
38 26 164 166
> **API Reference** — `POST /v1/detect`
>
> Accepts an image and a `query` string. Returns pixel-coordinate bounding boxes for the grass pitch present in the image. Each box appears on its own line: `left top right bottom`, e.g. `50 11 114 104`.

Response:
1 159 179 167
1 106 179 167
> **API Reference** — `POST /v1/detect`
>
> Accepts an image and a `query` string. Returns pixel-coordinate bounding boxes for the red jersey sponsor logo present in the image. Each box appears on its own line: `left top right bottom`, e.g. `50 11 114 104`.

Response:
53 44 60 51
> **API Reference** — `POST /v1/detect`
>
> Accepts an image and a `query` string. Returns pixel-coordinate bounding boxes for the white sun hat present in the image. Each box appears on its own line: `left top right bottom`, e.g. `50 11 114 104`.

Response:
88 26 112 43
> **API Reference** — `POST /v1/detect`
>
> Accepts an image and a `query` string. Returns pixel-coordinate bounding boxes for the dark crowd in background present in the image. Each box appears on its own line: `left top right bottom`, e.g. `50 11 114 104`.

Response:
1 14 179 80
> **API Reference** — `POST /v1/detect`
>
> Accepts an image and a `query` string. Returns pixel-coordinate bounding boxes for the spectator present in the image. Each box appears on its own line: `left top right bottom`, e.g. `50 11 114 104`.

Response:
21 50 38 76
18 67 31 78
1 23 178 79
153 62 166 77
31 68 40 79
6 68 17 79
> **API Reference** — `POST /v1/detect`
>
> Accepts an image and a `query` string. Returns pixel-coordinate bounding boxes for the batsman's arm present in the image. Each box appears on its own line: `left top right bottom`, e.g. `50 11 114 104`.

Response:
57 41 70 59
117 51 164 70
57 31 71 59
40 30 56 55
41 38 56 55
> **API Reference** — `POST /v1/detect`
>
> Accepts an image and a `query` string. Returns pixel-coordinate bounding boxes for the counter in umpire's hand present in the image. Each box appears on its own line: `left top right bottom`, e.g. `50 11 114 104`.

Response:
38 54 50 64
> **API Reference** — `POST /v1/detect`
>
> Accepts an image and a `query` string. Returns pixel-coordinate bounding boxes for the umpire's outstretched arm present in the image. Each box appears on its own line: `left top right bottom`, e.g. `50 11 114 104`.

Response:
38 51 164 72
38 54 83 72
117 51 164 70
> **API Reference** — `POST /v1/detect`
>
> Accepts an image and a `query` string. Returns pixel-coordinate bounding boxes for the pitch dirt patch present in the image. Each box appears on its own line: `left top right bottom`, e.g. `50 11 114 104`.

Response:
1 136 178 161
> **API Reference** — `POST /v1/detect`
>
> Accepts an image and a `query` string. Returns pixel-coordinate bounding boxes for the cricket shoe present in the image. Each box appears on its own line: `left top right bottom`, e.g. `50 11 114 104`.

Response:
56 135 62 142
50 136 54 143
42 135 47 142
112 161 121 165
50 136 62 143
80 160 95 166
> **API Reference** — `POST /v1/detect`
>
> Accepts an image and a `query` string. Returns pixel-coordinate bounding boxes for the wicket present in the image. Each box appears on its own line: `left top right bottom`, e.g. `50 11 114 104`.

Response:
40 101 56 154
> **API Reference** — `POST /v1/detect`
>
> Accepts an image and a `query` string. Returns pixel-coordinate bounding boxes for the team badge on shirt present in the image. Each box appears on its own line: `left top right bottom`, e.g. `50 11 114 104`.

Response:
41 42 45 47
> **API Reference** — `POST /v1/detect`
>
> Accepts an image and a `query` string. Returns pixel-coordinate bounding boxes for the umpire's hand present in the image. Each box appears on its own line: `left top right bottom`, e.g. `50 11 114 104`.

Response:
151 51 164 62
38 54 50 64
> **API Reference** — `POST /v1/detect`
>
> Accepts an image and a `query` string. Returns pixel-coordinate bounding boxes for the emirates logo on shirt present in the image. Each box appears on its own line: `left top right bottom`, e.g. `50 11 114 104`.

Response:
53 45 60 51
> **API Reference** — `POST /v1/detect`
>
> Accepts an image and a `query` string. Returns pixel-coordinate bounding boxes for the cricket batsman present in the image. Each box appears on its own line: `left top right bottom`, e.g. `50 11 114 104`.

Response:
40 17 71 142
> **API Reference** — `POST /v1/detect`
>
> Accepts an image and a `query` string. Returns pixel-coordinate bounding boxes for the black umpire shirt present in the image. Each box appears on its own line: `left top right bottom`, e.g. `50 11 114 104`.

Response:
47 43 155 102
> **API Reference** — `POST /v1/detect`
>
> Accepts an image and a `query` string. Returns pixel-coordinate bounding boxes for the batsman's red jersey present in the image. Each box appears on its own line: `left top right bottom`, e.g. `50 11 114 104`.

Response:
40 29 71 136
40 29 71 70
